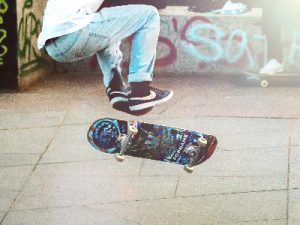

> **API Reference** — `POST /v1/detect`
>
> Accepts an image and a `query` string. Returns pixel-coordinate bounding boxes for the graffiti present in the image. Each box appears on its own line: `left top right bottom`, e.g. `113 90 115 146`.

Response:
182 21 225 62
158 16 265 70
156 36 177 66
18 0 49 74
95 15 300 73
0 0 8 22
156 16 300 73
288 30 300 66
0 29 7 65
0 0 8 66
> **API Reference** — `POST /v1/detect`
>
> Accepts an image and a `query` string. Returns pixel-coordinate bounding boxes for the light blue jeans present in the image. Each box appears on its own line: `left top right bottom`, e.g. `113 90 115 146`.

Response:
45 4 160 87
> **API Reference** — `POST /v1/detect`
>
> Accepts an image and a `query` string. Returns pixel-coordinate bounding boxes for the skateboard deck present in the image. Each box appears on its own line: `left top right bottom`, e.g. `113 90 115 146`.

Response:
87 118 218 172
245 71 300 88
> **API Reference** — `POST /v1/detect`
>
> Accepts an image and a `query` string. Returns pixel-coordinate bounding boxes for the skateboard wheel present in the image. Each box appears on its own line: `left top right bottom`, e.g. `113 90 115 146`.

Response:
260 80 269 88
128 126 138 135
184 164 194 173
115 153 125 162
197 137 207 147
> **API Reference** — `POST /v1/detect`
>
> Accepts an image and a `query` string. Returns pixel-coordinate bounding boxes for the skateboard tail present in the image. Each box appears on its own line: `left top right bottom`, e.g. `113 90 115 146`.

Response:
199 135 218 164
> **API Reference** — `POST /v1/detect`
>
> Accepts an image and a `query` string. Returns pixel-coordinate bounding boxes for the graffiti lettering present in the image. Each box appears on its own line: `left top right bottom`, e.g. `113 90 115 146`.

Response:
0 29 7 65
0 0 8 66
0 0 8 25
18 0 49 74
118 16 264 71
225 30 247 63
119 16 299 73
182 22 224 62
153 16 265 71
180 16 263 69
156 36 177 66
0 0 8 14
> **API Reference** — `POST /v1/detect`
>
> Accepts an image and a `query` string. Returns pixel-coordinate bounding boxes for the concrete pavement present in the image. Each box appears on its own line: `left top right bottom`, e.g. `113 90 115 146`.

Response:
0 72 300 225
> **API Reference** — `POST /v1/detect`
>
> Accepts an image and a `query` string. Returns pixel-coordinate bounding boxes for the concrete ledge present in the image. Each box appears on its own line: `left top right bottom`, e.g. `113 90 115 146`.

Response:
150 6 265 74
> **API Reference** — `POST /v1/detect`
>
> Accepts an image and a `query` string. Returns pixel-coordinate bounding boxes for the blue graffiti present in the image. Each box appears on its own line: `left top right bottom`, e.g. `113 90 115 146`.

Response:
182 23 224 62
181 21 266 69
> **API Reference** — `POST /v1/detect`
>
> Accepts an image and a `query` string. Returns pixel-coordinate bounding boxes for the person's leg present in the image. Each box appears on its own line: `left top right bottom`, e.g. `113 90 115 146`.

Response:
95 5 173 110
96 42 128 109
46 4 172 110
46 5 158 81
96 41 123 87
89 4 173 110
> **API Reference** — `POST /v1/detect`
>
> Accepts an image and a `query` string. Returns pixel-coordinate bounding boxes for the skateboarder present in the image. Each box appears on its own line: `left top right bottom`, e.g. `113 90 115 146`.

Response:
37 0 173 112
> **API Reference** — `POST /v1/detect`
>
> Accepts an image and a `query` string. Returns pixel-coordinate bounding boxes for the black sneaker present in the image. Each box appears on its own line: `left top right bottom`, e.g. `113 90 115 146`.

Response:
128 86 173 111
106 68 128 109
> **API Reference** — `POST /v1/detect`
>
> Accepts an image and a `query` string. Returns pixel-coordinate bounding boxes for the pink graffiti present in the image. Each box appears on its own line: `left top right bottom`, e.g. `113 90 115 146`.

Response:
178 16 262 69
156 36 177 66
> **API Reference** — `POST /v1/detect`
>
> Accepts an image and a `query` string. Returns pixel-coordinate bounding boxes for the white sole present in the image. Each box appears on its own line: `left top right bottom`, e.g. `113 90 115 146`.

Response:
259 67 284 75
129 91 173 111
110 97 128 106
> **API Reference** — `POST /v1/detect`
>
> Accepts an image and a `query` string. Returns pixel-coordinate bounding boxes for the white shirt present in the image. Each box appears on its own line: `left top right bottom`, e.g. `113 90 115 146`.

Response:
37 0 104 49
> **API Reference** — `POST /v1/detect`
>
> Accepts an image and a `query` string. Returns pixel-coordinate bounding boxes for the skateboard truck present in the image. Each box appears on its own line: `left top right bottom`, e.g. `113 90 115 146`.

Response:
115 125 138 162
184 137 207 173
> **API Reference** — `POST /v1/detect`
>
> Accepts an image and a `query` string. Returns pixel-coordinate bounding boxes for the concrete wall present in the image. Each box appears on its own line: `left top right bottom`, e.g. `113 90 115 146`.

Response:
156 7 300 74
57 6 300 76
17 0 52 90
146 7 265 74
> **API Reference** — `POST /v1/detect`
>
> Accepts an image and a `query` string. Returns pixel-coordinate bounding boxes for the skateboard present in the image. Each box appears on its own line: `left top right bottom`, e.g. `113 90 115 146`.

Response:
87 118 218 173
245 71 300 88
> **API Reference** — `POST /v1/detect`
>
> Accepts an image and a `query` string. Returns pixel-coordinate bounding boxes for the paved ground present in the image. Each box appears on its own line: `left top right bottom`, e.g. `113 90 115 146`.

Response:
0 72 300 225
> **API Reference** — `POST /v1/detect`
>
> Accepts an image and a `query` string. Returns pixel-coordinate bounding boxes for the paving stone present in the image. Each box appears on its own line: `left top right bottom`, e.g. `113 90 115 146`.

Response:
89 191 286 225
234 220 285 225
40 125 111 164
290 146 300 189
1 71 299 224
289 189 300 225
34 158 144 177
0 166 33 211
0 191 19 212
0 128 56 166
142 146 288 177
290 120 300 146
0 110 66 129
13 160 178 210
2 206 139 225
176 176 286 197
0 212 6 223
0 154 40 167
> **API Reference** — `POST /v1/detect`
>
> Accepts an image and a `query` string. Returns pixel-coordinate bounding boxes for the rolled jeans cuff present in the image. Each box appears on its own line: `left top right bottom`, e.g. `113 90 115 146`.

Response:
128 73 153 83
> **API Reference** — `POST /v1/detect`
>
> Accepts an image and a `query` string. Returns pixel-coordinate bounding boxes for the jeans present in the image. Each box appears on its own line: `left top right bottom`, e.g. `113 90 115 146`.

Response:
45 4 160 87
